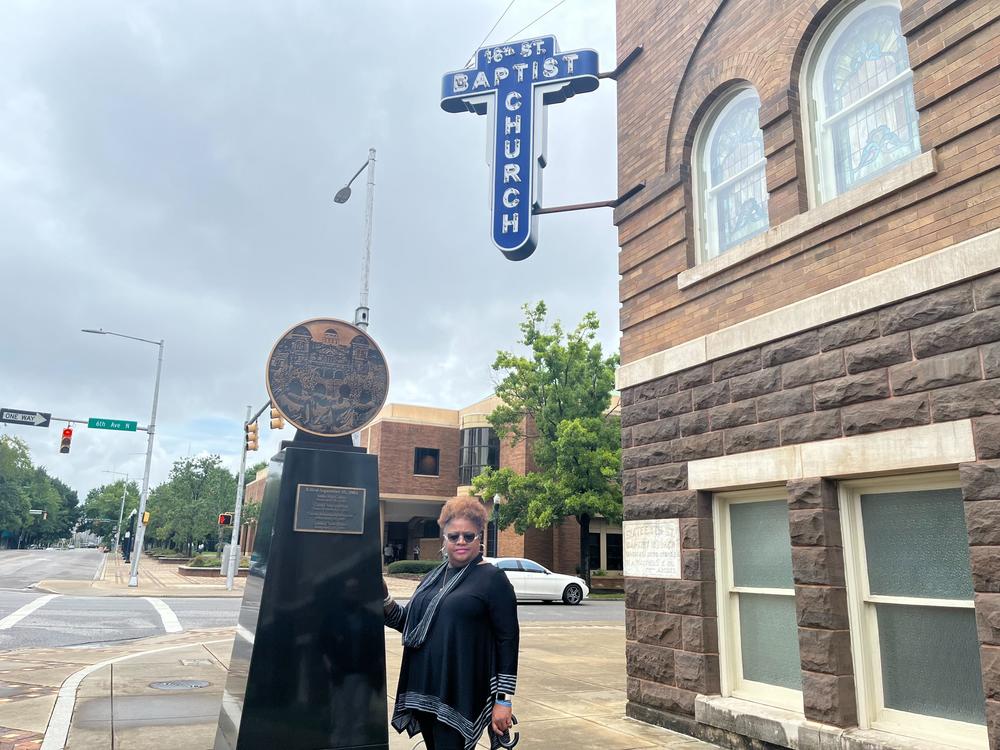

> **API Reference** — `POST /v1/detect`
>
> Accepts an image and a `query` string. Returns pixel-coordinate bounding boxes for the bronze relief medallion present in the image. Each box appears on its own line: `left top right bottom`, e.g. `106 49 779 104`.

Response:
265 318 390 437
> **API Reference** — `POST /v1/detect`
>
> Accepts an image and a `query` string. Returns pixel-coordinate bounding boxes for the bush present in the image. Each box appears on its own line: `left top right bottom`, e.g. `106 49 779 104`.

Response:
387 560 442 575
189 553 221 568
188 553 249 568
592 569 607 577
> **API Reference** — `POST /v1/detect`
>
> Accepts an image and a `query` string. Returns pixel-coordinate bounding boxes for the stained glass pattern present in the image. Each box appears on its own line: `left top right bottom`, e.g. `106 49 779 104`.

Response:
704 90 769 257
820 4 920 194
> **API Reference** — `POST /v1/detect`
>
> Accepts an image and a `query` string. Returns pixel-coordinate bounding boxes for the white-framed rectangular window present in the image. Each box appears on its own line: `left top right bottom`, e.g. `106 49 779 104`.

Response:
714 488 803 712
840 473 987 749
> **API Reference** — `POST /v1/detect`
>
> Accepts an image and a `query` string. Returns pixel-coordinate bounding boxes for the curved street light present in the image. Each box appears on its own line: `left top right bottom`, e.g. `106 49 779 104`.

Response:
334 148 376 329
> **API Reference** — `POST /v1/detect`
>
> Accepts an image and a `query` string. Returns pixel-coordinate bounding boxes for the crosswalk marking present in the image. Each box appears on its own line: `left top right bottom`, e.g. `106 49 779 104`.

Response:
143 597 183 633
0 594 59 630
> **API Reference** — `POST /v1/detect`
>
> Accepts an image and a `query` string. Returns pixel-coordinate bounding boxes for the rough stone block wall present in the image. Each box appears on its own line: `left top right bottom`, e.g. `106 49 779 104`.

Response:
961 453 1000 750
787 478 857 728
624 488 717 727
621 277 1000 733
621 273 1000 476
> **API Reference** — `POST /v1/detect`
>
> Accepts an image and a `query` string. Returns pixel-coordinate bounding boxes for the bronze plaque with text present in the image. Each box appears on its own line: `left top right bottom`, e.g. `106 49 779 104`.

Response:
293 484 366 534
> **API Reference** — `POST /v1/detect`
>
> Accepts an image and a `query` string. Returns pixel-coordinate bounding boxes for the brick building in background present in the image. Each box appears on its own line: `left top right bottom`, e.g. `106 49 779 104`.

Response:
357 396 623 575
614 0 1000 748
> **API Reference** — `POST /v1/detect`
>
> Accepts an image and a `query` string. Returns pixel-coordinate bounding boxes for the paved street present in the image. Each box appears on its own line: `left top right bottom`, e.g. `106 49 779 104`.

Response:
0 593 243 650
0 589 620 651
0 549 104 590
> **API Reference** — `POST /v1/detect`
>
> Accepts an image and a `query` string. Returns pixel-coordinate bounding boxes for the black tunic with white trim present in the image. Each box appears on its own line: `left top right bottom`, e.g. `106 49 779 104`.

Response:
385 559 519 749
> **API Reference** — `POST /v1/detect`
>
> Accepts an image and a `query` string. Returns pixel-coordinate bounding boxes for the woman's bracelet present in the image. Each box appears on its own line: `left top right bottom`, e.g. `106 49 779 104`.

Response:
383 594 394 607
495 699 512 707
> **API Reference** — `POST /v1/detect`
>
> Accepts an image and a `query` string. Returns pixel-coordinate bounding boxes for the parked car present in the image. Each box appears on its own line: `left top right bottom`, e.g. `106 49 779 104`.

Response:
485 557 589 605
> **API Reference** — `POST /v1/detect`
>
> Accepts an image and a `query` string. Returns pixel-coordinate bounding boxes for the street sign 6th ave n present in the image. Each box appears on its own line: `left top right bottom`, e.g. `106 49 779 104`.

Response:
88 418 138 432
0 408 51 428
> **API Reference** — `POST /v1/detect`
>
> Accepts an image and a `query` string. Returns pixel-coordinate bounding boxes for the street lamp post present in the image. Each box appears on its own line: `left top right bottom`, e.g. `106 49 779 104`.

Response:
334 147 377 330
101 470 130 556
82 328 164 588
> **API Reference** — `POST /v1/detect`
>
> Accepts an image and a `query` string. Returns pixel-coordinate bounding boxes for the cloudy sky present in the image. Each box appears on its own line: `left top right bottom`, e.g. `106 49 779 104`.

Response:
0 0 619 500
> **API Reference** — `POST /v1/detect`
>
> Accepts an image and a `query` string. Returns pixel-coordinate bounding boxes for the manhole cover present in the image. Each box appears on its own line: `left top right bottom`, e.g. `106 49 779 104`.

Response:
149 679 211 691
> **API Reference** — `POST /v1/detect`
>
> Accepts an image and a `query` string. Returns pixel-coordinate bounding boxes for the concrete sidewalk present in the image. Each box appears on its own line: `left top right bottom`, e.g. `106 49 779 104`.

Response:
0 620 715 750
35 554 247 598
34 555 424 601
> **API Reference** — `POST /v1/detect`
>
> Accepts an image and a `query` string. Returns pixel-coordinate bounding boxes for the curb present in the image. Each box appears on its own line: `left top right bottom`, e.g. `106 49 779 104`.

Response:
40 633 233 750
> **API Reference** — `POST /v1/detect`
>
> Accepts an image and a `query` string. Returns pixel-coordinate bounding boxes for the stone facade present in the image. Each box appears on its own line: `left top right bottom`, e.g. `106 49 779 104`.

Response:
623 282 1000 746
615 0 1000 746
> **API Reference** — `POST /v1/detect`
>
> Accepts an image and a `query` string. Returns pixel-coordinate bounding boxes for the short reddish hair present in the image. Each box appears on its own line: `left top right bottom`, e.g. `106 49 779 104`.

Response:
438 497 488 536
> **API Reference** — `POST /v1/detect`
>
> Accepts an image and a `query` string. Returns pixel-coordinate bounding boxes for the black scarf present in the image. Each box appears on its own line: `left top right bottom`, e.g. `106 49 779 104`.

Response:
401 553 483 648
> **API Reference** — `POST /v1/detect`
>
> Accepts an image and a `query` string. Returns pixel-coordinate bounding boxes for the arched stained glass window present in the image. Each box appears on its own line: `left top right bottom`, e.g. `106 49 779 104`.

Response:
696 87 770 261
806 0 920 202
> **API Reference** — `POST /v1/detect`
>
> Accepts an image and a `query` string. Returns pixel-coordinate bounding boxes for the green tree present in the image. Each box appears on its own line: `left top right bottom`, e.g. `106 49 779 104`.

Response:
472 302 621 581
81 480 140 546
0 437 80 547
0 437 32 541
147 455 236 555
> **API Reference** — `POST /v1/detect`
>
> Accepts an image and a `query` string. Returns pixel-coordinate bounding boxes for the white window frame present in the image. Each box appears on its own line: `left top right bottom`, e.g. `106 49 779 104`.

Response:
799 0 920 207
839 472 987 749
714 487 804 713
692 86 769 264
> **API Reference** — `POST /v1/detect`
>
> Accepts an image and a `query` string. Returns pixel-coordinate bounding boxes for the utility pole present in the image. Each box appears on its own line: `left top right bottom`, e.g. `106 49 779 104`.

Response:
226 405 252 591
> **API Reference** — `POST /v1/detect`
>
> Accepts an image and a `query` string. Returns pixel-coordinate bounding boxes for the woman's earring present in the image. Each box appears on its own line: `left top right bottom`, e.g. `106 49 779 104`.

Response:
440 545 447 561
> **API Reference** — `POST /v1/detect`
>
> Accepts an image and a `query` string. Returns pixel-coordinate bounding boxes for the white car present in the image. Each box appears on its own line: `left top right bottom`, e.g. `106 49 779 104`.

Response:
486 557 589 605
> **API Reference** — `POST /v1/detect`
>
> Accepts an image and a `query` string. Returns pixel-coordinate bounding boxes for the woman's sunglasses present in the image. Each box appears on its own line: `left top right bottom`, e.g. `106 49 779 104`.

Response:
445 532 479 544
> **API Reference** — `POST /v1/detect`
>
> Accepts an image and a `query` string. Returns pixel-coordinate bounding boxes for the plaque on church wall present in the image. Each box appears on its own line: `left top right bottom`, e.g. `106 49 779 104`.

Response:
623 519 681 579
293 484 366 534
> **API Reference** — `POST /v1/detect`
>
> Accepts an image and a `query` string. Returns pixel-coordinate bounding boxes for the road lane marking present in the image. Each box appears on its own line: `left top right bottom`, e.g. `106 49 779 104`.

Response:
41 637 230 750
143 597 183 633
92 553 107 582
0 594 59 630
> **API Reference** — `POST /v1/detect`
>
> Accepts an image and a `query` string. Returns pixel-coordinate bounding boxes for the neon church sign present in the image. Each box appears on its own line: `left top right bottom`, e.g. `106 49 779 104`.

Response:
441 36 599 260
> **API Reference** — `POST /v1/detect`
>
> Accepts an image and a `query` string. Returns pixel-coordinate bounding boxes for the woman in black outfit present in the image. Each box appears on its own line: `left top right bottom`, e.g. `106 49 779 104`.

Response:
383 497 519 750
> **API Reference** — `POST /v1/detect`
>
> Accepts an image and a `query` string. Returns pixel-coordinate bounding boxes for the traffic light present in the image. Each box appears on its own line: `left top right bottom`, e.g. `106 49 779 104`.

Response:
245 421 259 451
142 511 150 525
59 427 73 454
219 512 233 526
269 407 285 430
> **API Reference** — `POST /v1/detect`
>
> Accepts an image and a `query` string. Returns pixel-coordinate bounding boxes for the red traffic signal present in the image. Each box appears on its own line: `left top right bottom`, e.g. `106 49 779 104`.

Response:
218 512 233 526
59 427 73 454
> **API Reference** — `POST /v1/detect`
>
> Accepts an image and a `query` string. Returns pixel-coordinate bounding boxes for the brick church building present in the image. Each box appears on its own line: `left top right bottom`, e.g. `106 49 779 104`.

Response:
614 0 1000 748
358 396 623 575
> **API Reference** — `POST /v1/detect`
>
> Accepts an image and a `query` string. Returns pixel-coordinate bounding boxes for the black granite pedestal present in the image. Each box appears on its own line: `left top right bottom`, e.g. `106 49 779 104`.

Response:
215 437 388 750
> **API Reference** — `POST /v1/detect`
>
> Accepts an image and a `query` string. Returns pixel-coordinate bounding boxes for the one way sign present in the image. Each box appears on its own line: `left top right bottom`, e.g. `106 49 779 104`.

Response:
0 408 51 428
